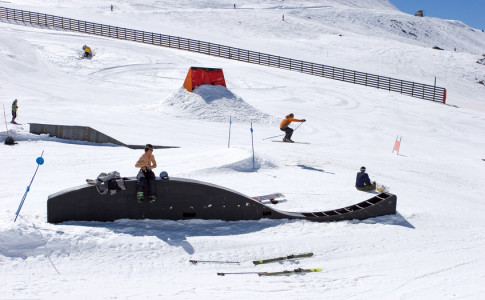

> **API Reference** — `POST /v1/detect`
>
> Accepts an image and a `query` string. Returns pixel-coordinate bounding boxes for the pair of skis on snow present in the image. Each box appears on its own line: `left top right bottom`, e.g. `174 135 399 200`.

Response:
191 252 320 276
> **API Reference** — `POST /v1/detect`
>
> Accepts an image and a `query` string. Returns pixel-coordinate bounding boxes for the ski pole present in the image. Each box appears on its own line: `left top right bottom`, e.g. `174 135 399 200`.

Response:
262 133 284 140
190 260 240 264
217 271 261 276
292 121 305 132
3 104 9 135
14 151 45 222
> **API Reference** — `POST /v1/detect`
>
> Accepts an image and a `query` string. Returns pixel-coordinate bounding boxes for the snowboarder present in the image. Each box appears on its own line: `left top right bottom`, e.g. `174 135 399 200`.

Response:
11 99 18 124
82 45 92 59
355 166 376 191
280 113 305 142
135 144 157 202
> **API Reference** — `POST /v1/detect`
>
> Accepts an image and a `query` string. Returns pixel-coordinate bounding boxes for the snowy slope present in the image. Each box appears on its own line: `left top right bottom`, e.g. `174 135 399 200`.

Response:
1 0 485 299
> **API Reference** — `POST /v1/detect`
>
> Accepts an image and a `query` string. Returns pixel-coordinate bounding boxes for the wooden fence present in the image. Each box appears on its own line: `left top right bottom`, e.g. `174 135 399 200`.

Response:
0 6 446 103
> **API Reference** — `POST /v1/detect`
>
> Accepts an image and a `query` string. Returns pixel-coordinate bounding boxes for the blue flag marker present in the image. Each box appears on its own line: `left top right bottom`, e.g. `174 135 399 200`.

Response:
14 151 44 222
250 122 255 169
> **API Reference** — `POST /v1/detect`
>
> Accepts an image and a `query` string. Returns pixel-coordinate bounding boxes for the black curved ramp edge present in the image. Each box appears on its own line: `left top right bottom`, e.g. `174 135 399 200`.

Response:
47 177 397 223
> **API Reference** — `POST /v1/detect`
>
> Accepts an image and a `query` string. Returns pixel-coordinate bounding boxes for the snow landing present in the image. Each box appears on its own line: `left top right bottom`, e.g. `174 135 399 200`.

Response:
161 85 275 123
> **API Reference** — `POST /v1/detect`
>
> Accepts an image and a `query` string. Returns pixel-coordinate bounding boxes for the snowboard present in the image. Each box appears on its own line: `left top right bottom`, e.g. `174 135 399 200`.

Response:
376 184 389 193
251 192 286 204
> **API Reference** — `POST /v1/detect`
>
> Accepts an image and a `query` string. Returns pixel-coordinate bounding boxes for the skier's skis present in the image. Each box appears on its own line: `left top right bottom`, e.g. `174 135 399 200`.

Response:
217 267 321 276
253 252 313 265
190 259 240 265
272 140 310 144
258 267 321 276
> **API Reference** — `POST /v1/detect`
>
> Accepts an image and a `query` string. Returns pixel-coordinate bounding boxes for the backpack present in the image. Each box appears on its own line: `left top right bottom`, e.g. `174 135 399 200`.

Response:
94 171 126 195
4 136 15 145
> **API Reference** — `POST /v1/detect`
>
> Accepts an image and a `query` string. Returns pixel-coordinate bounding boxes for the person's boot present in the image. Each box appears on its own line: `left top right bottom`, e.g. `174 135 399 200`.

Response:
137 192 144 203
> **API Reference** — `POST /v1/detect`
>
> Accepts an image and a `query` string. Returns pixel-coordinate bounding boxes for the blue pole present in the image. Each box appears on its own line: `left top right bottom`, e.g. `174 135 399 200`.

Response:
250 122 255 169
14 151 44 222
228 116 232 148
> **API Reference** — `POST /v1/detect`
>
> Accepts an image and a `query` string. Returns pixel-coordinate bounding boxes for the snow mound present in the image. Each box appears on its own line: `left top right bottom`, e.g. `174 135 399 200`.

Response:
191 153 279 175
161 85 274 123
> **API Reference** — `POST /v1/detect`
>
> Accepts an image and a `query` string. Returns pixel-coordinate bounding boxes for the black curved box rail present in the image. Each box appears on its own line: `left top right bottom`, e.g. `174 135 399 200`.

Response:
47 177 397 223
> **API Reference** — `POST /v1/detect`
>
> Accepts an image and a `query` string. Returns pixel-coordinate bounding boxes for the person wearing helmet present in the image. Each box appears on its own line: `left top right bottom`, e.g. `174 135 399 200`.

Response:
82 45 92 58
355 166 376 191
279 113 306 142
135 144 157 202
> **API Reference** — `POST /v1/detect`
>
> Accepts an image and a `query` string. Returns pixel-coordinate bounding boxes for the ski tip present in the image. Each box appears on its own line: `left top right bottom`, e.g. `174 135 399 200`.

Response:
189 260 198 264
217 273 225 276
253 260 263 265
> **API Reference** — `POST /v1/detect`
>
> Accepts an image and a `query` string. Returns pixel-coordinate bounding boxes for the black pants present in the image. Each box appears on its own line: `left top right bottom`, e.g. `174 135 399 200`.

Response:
137 169 156 196
280 127 293 140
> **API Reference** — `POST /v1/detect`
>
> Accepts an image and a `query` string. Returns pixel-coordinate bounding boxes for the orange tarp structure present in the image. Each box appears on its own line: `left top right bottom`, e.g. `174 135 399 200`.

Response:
183 67 226 92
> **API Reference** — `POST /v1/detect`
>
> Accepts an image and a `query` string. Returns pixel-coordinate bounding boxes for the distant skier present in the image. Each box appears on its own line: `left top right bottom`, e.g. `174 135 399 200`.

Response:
11 99 18 124
355 166 376 191
82 45 92 59
280 113 305 142
135 144 157 202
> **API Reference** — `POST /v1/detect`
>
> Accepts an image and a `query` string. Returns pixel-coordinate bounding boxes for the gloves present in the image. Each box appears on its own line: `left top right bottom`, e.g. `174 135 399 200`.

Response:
301 119 306 122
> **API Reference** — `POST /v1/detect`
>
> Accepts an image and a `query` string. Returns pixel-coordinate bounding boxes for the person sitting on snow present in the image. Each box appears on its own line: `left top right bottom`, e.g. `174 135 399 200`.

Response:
280 113 305 143
135 144 157 203
355 166 376 191
82 45 92 59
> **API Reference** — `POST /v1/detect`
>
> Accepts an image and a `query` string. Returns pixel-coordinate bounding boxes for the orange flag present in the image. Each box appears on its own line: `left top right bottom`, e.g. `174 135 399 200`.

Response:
392 136 402 155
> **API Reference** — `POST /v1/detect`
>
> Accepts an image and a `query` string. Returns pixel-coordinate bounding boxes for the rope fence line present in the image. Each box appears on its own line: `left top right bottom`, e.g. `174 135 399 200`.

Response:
0 6 446 103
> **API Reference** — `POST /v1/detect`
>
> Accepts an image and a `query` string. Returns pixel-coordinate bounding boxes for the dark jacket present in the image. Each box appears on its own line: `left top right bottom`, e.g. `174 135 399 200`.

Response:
355 172 371 187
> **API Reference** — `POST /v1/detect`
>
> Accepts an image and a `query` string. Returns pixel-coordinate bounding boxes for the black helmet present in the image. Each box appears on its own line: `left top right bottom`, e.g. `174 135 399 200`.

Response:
360 166 366 171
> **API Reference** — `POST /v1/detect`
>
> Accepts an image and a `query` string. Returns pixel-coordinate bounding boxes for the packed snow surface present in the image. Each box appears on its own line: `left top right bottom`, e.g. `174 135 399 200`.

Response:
1 0 484 299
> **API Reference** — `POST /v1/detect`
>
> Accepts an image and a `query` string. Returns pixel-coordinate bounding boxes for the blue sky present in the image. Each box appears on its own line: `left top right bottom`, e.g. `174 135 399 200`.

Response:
390 0 485 30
